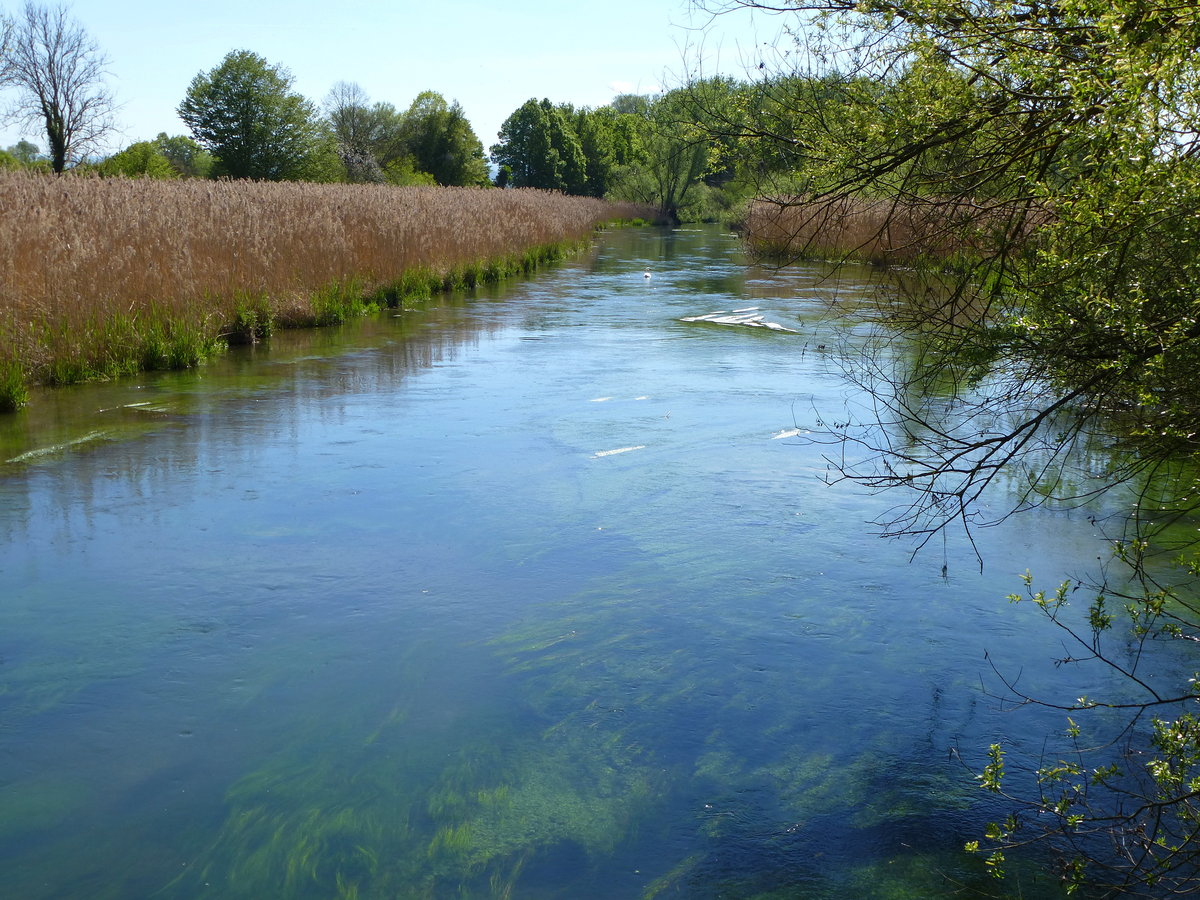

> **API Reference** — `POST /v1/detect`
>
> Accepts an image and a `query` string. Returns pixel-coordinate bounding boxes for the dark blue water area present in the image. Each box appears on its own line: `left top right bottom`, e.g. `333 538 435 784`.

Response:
0 226 1151 898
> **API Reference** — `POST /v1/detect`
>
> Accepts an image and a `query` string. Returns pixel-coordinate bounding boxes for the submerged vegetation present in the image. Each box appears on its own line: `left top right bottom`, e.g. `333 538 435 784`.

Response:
0 172 650 409
143 552 1002 900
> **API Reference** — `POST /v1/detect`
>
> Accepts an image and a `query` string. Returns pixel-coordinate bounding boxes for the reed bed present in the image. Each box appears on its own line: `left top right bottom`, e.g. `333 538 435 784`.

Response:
0 172 650 410
741 195 1044 268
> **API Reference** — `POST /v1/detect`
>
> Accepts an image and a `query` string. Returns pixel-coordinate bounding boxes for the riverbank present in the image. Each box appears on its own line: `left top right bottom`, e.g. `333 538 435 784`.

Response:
0 173 652 411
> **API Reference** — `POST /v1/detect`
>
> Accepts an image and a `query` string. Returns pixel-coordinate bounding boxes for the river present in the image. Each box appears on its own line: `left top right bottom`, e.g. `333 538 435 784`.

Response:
0 226 1135 897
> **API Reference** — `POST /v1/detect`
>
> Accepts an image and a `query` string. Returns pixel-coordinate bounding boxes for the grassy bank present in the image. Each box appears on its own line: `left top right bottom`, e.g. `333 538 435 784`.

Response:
0 173 651 411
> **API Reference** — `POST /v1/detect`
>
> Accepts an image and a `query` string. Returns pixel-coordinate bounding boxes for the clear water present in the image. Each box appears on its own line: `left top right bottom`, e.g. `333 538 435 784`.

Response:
0 227 1129 897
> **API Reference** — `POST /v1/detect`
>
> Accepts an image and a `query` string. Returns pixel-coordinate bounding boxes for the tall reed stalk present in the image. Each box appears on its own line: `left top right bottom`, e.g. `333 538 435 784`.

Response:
0 172 650 409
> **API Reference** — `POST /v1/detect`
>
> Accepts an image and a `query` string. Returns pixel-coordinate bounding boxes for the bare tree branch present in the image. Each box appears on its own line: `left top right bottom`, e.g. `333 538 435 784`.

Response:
1 12 16 85
4 2 117 173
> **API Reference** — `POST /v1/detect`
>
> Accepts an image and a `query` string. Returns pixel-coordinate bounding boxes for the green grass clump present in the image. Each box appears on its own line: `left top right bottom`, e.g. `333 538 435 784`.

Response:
31 307 223 387
0 350 28 411
228 292 275 344
307 278 376 326
138 314 219 370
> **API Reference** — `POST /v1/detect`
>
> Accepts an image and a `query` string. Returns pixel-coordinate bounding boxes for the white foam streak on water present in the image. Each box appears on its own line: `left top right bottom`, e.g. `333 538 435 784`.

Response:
679 310 799 333
592 445 646 458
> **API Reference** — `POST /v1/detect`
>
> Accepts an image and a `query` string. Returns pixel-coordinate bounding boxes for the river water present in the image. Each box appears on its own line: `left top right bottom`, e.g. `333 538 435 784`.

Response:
0 226 1137 897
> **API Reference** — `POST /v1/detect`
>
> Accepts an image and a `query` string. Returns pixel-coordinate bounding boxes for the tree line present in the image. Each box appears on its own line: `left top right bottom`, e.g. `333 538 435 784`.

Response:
0 3 493 187
0 2 813 224
489 81 745 222
0 4 492 187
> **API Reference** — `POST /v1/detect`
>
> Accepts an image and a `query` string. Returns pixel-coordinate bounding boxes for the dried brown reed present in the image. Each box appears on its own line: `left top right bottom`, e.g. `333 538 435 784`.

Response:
0 172 649 405
741 195 1045 267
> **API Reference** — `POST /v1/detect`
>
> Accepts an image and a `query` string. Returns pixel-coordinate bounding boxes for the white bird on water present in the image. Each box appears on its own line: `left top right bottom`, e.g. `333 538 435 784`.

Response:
643 270 652 279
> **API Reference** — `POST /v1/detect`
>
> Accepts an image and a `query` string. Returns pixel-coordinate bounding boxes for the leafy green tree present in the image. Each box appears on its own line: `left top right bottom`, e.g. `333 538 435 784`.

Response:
574 105 642 198
701 0 1200 892
179 50 322 181
95 141 176 178
298 127 345 184
491 88 744 216
490 100 539 186
490 98 586 193
380 155 435 186
322 83 462 185
362 103 410 174
4 2 118 173
546 101 588 193
2 139 51 172
7 139 42 165
607 89 713 221
153 133 213 178
400 91 489 187
610 93 652 116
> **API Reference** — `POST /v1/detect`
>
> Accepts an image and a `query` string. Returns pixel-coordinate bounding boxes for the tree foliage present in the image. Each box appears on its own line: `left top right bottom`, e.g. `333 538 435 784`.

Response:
8 138 40 164
606 80 746 221
3 1 117 173
2 138 48 171
699 0 1200 892
322 83 482 186
491 98 587 193
401 90 489 187
179 50 323 181
573 105 641 199
152 132 213 178
490 87 748 220
94 140 176 178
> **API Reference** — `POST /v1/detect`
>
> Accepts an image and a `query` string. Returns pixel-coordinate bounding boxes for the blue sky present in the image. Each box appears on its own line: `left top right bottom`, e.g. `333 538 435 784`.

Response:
1 0 789 156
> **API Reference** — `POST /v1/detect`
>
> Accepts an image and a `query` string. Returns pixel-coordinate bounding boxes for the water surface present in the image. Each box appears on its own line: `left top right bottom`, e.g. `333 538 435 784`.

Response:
0 226 1129 897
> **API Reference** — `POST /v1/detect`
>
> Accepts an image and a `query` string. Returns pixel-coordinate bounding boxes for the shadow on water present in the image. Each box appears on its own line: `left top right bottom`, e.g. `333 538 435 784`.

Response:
0 226 1114 897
